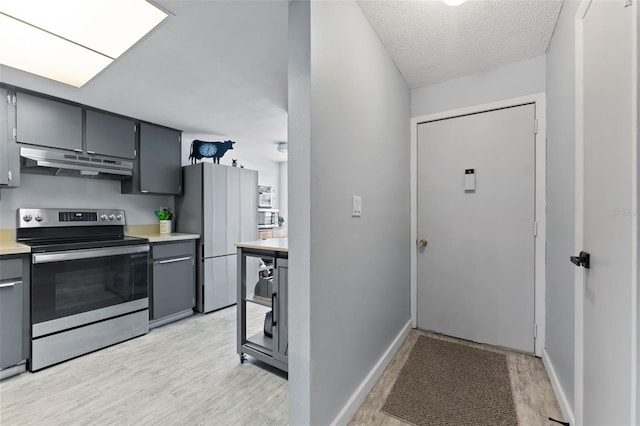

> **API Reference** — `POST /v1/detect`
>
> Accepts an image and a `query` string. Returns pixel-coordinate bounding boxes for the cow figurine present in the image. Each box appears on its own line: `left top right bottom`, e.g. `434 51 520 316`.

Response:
189 140 235 164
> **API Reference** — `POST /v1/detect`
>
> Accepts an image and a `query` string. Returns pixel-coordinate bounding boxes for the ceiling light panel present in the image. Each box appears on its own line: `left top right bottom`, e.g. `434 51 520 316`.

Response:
0 13 113 87
0 0 167 59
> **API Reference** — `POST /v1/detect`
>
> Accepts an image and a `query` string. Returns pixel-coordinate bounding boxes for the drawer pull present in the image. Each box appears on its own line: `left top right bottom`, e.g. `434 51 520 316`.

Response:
156 256 191 265
0 280 21 289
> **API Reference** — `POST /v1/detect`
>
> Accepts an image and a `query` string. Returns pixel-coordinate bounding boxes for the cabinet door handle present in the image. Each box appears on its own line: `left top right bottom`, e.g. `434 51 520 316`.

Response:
272 292 277 327
0 280 21 289
156 256 191 265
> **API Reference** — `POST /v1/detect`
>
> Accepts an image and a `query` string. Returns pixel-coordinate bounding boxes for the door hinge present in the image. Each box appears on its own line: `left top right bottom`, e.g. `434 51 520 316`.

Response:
5 94 10 104
134 149 137 158
12 128 17 139
133 124 137 132
12 95 16 105
533 323 538 338
625 0 632 7
534 119 538 134
533 221 538 237
7 171 12 182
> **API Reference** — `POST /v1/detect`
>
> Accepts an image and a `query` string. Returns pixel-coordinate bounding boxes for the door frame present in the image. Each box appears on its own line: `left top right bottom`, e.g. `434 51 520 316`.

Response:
573 1 639 424
410 93 547 357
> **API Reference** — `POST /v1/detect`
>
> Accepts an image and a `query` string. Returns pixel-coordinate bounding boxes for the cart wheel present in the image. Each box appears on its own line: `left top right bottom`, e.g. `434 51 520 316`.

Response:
240 354 246 364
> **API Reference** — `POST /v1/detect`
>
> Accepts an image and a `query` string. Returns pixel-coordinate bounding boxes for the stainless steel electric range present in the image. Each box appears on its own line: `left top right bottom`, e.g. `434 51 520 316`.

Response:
16 208 150 371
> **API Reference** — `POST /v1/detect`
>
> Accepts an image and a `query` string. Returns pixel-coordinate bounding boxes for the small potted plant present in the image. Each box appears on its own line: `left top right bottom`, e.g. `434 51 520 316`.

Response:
278 216 285 227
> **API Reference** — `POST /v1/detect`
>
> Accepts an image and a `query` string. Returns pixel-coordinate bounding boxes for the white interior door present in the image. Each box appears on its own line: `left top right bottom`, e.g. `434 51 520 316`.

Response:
417 104 536 353
575 1 637 424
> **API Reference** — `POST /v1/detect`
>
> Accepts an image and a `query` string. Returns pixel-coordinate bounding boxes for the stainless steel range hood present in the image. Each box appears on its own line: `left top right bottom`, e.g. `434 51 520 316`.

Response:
20 146 133 179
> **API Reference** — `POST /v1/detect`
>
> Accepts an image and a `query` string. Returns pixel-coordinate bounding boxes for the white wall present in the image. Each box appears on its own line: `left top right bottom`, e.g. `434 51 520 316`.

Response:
181 133 282 210
411 55 546 117
544 0 579 412
410 9 576 414
0 173 172 228
287 1 412 424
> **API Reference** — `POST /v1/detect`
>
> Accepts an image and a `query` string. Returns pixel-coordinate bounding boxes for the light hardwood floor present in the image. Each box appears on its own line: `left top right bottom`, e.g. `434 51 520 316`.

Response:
2 310 564 426
350 329 565 426
0 305 288 425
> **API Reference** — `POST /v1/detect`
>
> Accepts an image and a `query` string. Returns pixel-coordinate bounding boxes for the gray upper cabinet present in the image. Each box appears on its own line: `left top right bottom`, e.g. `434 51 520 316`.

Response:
85 110 136 159
0 88 8 186
16 92 82 152
138 123 182 195
0 89 19 187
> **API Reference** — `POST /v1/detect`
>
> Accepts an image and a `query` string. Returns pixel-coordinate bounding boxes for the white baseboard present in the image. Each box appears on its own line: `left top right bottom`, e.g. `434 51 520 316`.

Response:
542 348 575 425
330 319 412 426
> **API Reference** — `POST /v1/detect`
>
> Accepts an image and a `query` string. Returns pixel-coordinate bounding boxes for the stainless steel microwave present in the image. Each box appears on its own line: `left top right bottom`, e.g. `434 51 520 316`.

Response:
258 185 273 208
258 208 279 229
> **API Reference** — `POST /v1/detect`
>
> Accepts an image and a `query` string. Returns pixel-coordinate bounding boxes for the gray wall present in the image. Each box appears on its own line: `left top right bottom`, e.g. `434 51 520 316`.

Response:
545 0 580 411
0 173 172 228
288 1 311 423
307 1 411 424
411 55 546 117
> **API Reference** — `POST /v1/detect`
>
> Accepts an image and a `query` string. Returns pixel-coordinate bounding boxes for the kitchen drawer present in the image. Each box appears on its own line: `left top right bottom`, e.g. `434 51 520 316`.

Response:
0 258 22 280
152 241 194 260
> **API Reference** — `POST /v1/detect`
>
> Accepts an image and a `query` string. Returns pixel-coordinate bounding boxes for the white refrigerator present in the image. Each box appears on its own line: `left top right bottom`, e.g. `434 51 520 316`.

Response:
176 163 258 313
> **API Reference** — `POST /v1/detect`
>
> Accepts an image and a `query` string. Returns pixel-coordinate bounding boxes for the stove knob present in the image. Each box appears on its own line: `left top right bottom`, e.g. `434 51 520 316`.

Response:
23 214 32 222
116 214 123 221
108 214 116 221
100 214 108 221
35 214 43 222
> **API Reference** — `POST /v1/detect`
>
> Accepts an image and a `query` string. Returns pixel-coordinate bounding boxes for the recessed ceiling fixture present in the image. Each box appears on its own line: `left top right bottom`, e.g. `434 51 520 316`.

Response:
277 142 288 153
442 0 467 6
0 0 167 87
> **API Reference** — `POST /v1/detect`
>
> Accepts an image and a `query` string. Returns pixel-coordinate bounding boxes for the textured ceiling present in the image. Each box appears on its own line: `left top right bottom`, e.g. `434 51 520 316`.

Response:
1 0 564 163
357 0 563 89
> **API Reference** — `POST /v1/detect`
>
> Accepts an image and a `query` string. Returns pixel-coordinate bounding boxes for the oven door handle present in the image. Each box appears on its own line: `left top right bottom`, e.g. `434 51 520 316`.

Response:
32 245 150 264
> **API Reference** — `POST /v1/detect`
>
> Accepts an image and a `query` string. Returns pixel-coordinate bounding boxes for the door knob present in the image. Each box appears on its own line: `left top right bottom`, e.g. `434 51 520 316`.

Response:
570 251 590 269
418 239 428 248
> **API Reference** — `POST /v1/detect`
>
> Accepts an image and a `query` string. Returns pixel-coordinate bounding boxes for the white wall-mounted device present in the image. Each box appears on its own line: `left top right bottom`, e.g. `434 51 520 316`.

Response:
464 169 476 192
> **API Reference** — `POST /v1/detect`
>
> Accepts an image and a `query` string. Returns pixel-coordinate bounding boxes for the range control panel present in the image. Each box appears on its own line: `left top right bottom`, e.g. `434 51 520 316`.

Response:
17 208 126 228
59 211 98 222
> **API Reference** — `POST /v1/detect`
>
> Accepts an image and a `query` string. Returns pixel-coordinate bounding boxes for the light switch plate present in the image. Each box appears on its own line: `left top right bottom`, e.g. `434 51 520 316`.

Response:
352 195 362 217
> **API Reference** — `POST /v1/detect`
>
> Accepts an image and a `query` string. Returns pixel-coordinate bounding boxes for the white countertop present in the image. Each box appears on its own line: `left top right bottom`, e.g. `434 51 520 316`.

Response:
235 238 288 252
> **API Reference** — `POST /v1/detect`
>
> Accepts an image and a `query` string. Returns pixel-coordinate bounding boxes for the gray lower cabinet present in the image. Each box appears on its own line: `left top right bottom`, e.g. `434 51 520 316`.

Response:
122 123 182 195
150 240 196 328
15 92 83 152
0 256 28 378
85 110 136 159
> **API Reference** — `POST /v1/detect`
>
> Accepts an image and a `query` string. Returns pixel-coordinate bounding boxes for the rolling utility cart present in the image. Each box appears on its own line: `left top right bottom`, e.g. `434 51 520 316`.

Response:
236 238 288 373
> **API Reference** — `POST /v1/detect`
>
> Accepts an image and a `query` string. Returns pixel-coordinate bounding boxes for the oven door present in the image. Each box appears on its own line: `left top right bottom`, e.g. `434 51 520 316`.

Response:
31 245 149 334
